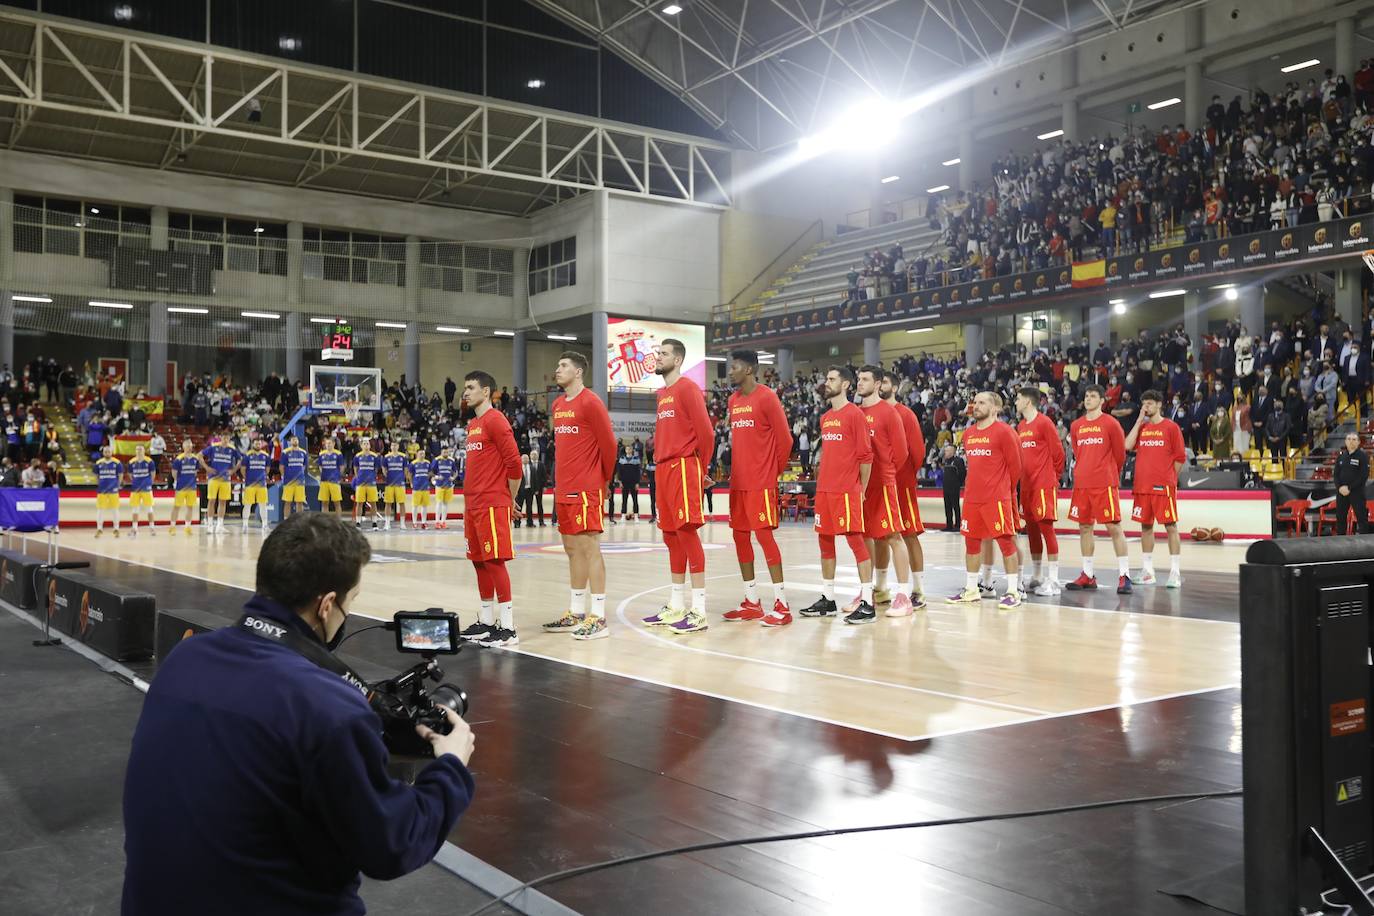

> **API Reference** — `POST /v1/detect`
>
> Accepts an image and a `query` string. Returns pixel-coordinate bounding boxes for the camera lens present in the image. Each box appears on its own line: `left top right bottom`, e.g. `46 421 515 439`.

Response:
430 684 469 718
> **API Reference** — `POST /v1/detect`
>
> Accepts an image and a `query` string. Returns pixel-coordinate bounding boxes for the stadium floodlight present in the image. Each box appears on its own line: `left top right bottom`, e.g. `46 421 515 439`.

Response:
376 321 407 329
547 334 577 341
1281 58 1320 73
1113 303 1127 315
926 184 950 193
493 330 516 337
881 175 900 184
241 310 281 319
526 80 545 89
435 326 470 333
798 98 902 156
1147 289 1186 299
1225 288 1239 301
113 5 133 21
942 158 960 166
90 300 133 309
1148 97 1181 110
1037 129 1064 140
167 307 208 314
663 3 682 13
12 295 51 303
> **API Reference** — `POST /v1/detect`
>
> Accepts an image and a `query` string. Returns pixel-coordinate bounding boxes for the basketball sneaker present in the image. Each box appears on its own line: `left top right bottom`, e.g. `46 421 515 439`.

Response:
459 621 493 642
643 604 688 626
113 529 120 538
723 599 765 622
843 601 876 624
541 612 584 633
184 525 193 536
478 627 519 648
1139 571 1157 585
668 611 708 633
872 587 892 607
1166 573 1182 589
1065 572 1097 590
1033 580 1061 596
1024 577 1041 592
978 582 996 599
842 594 864 614
885 593 914 617
1116 575 1133 595
761 602 792 627
999 591 1023 609
571 617 608 640
94 530 102 537
798 596 837 617
948 586 981 603
911 592 928 611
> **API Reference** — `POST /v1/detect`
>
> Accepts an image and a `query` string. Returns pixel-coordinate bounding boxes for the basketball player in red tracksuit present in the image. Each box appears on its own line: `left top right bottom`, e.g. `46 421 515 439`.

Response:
641 338 716 634
1125 389 1187 588
1065 384 1132 595
799 366 875 623
1015 387 1066 596
542 351 618 641
854 365 913 622
456 371 523 649
949 390 1023 608
880 371 928 609
720 349 795 627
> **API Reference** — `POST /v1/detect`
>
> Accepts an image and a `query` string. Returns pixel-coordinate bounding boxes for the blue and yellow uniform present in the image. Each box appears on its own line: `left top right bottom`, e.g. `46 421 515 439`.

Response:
410 458 433 506
434 455 456 503
127 456 155 508
317 447 343 503
201 443 240 502
95 456 122 509
242 450 271 505
382 451 409 504
281 445 308 504
352 451 379 504
172 453 201 507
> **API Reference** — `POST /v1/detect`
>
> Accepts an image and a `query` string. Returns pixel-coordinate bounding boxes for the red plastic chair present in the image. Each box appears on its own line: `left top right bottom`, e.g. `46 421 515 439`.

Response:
1275 498 1311 536
1315 503 1341 536
793 493 811 520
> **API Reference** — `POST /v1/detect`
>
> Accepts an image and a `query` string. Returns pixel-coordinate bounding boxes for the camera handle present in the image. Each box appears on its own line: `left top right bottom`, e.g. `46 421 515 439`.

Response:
31 561 91 648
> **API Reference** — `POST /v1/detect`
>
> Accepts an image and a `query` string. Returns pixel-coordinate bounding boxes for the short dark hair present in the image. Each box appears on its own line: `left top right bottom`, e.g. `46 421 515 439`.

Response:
1141 388 1164 404
1084 384 1105 398
1017 386 1042 402
881 369 899 385
662 338 686 360
464 370 496 397
730 349 758 370
858 363 883 381
560 350 589 375
256 513 371 612
827 365 855 389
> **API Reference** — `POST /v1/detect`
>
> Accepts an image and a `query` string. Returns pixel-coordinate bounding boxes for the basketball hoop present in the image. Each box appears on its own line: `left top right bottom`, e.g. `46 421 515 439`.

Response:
1363 249 1374 275
340 398 362 427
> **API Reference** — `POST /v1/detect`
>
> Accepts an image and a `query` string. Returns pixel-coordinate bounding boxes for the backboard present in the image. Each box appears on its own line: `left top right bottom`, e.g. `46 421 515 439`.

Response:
309 365 382 412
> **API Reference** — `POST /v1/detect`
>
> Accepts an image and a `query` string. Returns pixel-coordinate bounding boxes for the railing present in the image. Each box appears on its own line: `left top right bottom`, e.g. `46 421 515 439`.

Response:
719 219 823 322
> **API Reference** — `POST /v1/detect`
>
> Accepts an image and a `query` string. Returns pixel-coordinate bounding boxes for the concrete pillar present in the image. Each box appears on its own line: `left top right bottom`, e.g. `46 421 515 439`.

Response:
1336 268 1362 332
1337 18 1356 89
1061 97 1079 142
777 345 795 383
285 311 303 383
1184 61 1203 132
404 321 420 390
0 188 13 374
591 310 609 398
963 322 984 366
593 190 610 315
149 301 168 396
863 335 880 366
405 234 421 314
511 329 527 392
286 221 303 307
1182 5 1203 52
1237 284 1264 340
0 293 12 377
957 130 974 193
1183 290 1204 363
1087 306 1111 350
150 205 168 251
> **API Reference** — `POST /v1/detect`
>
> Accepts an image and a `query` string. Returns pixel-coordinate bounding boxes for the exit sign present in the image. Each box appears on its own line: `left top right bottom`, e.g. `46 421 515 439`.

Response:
460 341 472 352
1127 101 1141 114
1033 318 1048 330
828 344 840 357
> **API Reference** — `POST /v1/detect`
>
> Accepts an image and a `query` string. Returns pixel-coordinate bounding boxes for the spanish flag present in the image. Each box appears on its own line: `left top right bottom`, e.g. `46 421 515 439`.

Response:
1071 258 1106 288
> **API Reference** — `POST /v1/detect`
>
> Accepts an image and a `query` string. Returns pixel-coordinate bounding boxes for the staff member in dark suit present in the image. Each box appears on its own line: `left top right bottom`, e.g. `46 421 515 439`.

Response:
516 451 546 526
941 444 965 531
122 514 476 915
617 439 643 520
1335 431 1371 535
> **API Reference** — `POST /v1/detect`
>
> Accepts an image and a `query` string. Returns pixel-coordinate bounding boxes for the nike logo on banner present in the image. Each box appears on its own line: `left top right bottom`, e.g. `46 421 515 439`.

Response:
1185 477 1210 488
1308 495 1338 509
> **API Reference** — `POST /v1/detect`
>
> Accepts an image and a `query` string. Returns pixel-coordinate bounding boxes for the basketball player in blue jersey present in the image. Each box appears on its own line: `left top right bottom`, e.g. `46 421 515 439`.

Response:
381 443 410 531
201 433 241 533
433 445 456 530
316 436 344 517
93 445 123 537
279 434 309 522
241 439 273 531
409 453 433 529
168 438 201 535
125 444 157 537
350 438 381 531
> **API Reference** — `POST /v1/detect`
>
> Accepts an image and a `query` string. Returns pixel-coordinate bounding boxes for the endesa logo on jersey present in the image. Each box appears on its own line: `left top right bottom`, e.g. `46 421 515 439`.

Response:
1077 437 1105 446
966 448 993 457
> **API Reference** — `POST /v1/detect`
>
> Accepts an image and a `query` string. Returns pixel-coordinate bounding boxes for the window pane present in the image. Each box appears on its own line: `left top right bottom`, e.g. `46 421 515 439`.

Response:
490 248 513 272
303 253 324 279
45 228 79 255
442 267 463 292
564 236 576 260
85 231 117 261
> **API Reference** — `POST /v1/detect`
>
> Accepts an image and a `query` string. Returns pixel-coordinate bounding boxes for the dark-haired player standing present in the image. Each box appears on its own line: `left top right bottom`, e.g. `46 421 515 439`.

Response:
880 371 928 608
1015 387 1065 595
1066 385 1131 594
1126 389 1187 587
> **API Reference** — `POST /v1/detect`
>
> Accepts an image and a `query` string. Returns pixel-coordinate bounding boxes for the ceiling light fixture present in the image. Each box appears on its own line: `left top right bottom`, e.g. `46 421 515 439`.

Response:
1037 129 1064 140
89 207 100 214
493 330 516 337
1147 289 1186 299
942 157 960 166
547 333 577 341
376 321 407 329
309 317 338 324
1225 287 1239 301
113 4 133 21
663 3 683 13
278 36 301 52
435 326 470 334
167 306 209 314
526 79 545 89
1113 303 1127 315
1147 97 1181 110
880 175 900 184
241 310 281 319
906 327 933 334
1281 58 1320 73
705 356 726 362
925 184 950 193
12 295 51 303
90 300 133 309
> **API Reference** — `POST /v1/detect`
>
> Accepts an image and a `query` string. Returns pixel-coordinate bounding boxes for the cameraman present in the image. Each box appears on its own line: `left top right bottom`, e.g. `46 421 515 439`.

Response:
122 513 476 915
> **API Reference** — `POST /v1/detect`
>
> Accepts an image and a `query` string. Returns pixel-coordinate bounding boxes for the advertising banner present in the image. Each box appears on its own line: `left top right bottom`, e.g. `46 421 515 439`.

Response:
606 318 706 391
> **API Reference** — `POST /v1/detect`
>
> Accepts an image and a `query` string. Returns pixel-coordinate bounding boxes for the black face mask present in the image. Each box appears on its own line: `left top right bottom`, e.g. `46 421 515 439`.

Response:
327 614 348 652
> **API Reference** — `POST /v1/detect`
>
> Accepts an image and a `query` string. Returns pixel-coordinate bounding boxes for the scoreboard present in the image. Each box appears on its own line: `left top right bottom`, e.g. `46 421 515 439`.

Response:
321 322 354 361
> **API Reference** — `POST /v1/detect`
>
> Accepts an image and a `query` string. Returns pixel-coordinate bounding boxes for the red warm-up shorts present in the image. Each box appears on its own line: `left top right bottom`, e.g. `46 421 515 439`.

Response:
896 477 924 536
729 487 779 531
960 498 1018 540
656 455 705 532
1020 482 1059 523
862 482 905 540
1067 486 1122 525
466 504 514 561
555 490 604 536
1131 486 1179 526
813 488 865 536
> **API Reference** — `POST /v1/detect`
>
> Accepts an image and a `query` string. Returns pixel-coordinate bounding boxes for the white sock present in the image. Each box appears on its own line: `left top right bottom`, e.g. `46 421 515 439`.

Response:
1083 557 1094 577
691 588 706 614
112 510 120 530
570 588 587 615
875 566 889 590
670 583 686 609
979 563 993 585
499 601 514 630
1118 556 1129 576
478 599 495 626
131 516 139 531
822 580 836 602
860 582 874 604
1142 555 1155 574
95 508 103 530
1169 555 1181 575
913 571 924 595
773 581 787 606
1005 575 1020 595
744 579 758 603
965 571 979 590
1031 560 1042 579
590 594 606 619
1048 561 1059 582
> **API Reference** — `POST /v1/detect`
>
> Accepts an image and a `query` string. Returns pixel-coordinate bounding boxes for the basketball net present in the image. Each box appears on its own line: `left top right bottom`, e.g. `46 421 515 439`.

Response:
1363 249 1374 275
341 399 362 427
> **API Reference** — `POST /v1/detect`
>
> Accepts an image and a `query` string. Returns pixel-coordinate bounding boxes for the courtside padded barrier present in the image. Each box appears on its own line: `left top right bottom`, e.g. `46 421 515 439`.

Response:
48 570 155 662
0 548 46 609
155 608 227 662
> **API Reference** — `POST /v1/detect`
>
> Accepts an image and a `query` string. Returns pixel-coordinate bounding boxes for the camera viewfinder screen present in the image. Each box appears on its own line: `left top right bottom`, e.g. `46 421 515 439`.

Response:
396 614 457 653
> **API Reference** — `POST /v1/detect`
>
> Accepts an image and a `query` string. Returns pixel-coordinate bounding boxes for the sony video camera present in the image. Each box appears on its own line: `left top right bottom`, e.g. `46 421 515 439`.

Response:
370 610 470 757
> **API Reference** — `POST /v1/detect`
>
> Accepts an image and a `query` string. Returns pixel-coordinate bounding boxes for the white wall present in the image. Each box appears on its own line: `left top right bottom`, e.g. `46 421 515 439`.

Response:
527 194 596 319
603 196 720 322
416 334 565 398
